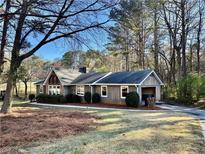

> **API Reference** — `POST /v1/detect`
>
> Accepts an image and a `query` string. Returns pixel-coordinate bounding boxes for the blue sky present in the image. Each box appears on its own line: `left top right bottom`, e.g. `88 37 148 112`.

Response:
32 4 114 61
0 0 114 61
33 30 109 61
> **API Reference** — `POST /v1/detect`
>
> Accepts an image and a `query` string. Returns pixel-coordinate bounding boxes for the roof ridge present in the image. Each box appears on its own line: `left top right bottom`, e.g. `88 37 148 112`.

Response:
111 69 152 73
92 72 112 85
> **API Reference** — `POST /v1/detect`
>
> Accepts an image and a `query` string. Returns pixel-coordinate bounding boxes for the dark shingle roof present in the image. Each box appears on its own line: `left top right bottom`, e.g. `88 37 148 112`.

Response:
34 69 160 85
71 72 108 84
53 68 81 85
34 68 81 85
96 69 152 84
34 79 45 85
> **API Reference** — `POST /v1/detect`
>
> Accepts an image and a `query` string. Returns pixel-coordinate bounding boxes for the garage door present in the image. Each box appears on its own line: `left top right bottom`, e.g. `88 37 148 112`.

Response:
141 87 155 101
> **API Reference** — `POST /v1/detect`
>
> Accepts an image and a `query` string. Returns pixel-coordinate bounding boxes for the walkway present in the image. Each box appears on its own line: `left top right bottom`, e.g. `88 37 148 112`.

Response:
157 104 205 140
31 102 161 112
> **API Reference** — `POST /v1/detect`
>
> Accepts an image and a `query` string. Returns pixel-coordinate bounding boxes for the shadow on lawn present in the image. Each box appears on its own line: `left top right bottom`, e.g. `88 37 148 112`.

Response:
34 110 205 154
3 103 205 154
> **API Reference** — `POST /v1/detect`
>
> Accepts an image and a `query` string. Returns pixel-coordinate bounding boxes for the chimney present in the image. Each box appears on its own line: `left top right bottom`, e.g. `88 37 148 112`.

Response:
79 67 86 73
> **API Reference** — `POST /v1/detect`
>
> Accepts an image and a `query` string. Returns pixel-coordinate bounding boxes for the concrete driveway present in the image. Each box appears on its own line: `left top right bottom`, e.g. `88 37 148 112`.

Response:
157 104 205 140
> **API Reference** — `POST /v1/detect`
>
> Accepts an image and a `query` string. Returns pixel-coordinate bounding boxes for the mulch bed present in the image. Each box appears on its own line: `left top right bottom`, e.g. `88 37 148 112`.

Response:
63 102 162 110
0 107 99 148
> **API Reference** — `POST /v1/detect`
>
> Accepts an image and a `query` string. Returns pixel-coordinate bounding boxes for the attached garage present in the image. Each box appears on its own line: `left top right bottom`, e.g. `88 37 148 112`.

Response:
139 72 163 103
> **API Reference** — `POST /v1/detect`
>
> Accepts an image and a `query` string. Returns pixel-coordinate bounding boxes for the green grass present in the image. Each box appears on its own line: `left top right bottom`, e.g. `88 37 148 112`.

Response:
17 107 205 154
0 99 29 109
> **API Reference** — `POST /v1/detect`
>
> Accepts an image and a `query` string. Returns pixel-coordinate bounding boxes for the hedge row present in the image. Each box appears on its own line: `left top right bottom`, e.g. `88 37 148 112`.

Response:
35 92 140 107
84 92 101 103
36 94 66 104
35 92 101 104
65 94 81 103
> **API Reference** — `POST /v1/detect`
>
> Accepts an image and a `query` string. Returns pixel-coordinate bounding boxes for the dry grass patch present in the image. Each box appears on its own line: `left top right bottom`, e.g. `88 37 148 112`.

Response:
28 110 205 154
0 107 99 148
1 107 204 154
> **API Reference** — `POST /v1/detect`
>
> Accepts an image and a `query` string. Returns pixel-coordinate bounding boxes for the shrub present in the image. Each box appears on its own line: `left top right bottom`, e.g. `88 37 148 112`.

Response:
84 92 91 103
36 94 66 104
65 94 81 103
125 92 140 107
65 94 74 103
72 94 81 103
162 73 205 106
176 97 192 105
175 74 205 105
92 93 101 103
59 96 66 104
36 94 47 103
162 85 176 100
28 94 35 102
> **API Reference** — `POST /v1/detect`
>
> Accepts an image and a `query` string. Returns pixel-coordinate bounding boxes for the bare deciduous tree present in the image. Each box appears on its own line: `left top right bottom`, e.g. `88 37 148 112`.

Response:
0 0 116 113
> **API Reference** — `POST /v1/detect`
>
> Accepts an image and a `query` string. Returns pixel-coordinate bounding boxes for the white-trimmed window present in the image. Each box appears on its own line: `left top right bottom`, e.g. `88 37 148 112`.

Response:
76 85 84 96
121 86 129 99
101 86 108 97
48 85 61 95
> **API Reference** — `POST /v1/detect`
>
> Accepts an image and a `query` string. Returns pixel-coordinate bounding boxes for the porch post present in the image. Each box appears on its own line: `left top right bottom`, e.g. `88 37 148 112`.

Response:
137 85 142 103
90 85 93 103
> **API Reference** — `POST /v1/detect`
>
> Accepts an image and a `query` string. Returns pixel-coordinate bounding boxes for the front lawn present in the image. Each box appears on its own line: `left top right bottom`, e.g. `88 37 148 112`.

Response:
1 104 204 154
0 107 98 150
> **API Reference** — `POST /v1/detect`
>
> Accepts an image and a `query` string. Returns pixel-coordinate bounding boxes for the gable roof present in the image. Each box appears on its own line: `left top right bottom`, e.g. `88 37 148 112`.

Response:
139 70 164 85
71 72 108 85
35 68 163 86
43 68 81 85
94 69 163 85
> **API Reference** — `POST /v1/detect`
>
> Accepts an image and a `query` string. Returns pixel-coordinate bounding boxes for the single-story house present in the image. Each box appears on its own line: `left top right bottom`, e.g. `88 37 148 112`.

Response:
35 68 82 95
35 68 164 105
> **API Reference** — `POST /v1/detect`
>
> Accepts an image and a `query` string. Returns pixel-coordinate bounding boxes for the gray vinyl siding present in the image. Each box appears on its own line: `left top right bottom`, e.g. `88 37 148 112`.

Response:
141 74 160 86
140 74 161 101
94 85 137 105
36 85 40 94
69 85 91 102
64 86 75 95
85 85 91 93
81 85 91 102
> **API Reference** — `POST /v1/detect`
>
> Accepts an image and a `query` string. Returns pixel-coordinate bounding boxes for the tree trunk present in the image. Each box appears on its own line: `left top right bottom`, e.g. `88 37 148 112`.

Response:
125 29 129 71
171 48 176 84
176 46 181 78
153 8 159 74
181 0 187 77
189 45 193 72
125 54 129 71
196 1 202 74
14 83 19 97
0 0 11 75
1 72 15 113
138 33 144 69
1 60 19 113
24 81 28 100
